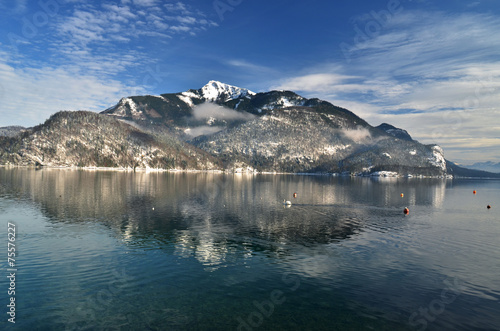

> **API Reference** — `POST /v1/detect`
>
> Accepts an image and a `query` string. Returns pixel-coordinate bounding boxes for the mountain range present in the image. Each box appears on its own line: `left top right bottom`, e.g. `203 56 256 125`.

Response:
1 80 498 177
464 161 500 174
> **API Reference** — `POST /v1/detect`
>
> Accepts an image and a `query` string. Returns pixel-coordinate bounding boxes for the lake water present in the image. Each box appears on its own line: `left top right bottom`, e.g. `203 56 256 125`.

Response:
0 167 499 330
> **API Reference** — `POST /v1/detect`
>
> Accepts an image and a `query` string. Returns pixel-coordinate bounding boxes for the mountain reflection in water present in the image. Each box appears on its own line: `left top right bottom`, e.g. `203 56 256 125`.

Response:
2 167 497 330
1 168 448 268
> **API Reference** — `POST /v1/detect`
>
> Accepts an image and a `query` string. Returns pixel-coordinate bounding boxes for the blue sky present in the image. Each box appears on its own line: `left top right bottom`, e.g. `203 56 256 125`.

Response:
1 0 499 164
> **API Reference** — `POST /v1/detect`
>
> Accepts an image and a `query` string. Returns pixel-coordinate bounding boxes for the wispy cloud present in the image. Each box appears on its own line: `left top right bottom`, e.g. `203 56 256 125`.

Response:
54 2 216 48
132 0 158 7
46 1 219 77
0 0 27 14
184 126 223 137
0 1 219 127
273 73 359 93
192 103 256 121
184 103 256 137
0 55 139 127
342 127 372 144
271 10 500 161
227 59 272 72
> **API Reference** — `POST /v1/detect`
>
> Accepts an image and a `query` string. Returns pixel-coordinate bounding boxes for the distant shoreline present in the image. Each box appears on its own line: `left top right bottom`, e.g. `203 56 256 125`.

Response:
0 164 223 173
3 164 497 179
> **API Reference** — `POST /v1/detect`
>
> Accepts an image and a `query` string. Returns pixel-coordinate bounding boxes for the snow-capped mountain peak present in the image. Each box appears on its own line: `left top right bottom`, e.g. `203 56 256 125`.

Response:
200 80 255 102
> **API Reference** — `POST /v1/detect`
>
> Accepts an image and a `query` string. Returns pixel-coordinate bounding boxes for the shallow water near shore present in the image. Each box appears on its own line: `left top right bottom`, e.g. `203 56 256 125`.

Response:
0 167 499 330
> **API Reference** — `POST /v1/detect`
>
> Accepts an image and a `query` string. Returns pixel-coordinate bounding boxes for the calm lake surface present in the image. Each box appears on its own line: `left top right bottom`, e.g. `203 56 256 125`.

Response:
0 168 499 330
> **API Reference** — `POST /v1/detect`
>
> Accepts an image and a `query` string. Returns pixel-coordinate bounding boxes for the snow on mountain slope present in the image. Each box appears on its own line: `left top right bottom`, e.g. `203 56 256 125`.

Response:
0 111 221 170
201 80 255 102
177 92 200 107
256 95 306 112
428 145 447 171
376 123 412 141
96 80 452 175
0 126 26 137
105 98 142 119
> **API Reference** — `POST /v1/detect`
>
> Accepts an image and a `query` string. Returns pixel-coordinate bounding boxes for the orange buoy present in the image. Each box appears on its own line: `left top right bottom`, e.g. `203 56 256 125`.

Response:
403 207 409 215
400 193 404 198
473 190 477 195
293 192 297 198
487 205 491 209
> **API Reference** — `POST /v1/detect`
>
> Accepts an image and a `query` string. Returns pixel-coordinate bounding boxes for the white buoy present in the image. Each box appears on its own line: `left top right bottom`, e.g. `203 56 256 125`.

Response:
283 199 292 206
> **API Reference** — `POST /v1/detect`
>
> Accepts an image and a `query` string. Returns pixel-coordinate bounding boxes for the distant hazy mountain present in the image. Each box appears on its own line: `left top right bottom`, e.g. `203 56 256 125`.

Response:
465 161 500 174
0 126 26 137
446 161 500 178
1 80 497 177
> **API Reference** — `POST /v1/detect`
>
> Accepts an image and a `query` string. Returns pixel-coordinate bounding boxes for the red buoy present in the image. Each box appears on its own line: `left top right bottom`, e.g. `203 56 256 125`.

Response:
293 192 297 198
400 193 404 198
404 207 409 215
473 190 477 195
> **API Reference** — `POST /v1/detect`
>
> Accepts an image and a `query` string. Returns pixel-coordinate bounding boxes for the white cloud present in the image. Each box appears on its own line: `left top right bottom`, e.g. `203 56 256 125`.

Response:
271 11 500 162
468 1 481 8
103 4 137 20
0 56 143 127
341 127 372 143
0 0 220 128
176 16 197 24
170 25 191 33
227 59 267 71
192 103 256 121
53 2 217 54
272 71 412 101
183 103 257 138
394 76 500 113
133 0 157 7
185 126 223 137
348 12 500 80
273 73 359 93
164 2 191 14
0 0 27 14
